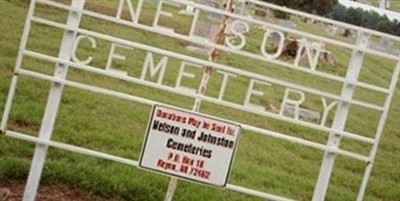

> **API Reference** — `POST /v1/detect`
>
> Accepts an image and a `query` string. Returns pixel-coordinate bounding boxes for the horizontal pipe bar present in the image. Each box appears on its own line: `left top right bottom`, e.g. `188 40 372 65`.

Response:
242 124 369 162
21 51 377 144
6 130 295 201
242 0 400 43
38 0 400 61
174 0 400 60
6 130 139 167
32 1 349 85
35 0 392 94
24 17 386 113
226 184 295 201
7 129 369 199
18 68 371 161
19 52 376 145
357 60 400 200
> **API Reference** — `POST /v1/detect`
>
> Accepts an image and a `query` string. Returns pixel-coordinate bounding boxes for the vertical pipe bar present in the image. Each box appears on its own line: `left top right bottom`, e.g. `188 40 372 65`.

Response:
0 0 37 132
22 1 85 200
192 0 235 111
164 177 179 201
153 0 163 28
312 32 370 201
163 1 235 200
356 59 400 201
188 9 200 37
133 0 144 24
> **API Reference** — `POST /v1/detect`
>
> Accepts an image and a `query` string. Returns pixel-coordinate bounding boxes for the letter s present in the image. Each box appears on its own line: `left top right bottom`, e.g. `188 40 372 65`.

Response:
225 20 249 50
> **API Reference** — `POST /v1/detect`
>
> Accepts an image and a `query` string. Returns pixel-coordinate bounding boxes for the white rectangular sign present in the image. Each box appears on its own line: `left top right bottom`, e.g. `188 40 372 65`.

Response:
139 105 241 187
2 0 399 200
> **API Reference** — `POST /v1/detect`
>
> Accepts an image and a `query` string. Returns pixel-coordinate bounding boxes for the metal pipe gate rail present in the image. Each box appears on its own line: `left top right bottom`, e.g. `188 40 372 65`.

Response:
1 0 399 201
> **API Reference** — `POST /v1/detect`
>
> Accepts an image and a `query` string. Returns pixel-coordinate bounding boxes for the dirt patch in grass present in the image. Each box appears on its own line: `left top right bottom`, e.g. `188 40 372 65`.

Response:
0 179 121 201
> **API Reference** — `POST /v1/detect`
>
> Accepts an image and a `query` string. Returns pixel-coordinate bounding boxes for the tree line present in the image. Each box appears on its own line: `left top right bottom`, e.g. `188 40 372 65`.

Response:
259 0 400 36
329 5 400 36
259 0 338 16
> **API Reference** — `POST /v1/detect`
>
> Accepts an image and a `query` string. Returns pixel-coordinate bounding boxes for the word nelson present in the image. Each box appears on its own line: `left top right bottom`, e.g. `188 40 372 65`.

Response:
69 0 340 128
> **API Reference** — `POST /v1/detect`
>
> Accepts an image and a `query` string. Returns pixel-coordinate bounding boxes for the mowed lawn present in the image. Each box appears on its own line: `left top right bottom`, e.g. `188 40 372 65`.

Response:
1 0 400 201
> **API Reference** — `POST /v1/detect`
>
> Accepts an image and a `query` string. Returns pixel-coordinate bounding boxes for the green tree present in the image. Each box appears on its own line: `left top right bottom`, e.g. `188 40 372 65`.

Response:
376 16 395 34
343 7 363 26
361 11 380 29
330 4 346 21
261 0 338 16
394 20 400 36
329 4 400 36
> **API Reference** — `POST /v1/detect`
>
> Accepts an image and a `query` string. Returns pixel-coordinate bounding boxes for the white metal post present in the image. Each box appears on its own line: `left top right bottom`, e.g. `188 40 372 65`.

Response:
22 1 85 200
164 1 234 200
312 32 370 201
0 0 37 132
356 58 400 201
3 0 396 201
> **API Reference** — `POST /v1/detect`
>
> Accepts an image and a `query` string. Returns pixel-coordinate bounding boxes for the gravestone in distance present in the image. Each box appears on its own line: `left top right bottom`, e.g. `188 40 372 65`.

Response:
201 0 221 21
185 21 219 54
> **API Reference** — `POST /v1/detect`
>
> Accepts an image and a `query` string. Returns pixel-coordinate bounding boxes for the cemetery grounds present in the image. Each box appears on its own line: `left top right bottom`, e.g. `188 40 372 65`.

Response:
0 0 399 201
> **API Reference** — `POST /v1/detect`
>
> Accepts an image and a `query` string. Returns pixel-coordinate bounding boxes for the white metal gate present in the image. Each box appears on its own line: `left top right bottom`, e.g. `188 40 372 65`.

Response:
1 0 399 200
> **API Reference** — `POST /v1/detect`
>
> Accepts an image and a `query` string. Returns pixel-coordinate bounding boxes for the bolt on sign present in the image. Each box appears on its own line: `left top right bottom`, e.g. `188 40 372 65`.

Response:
139 105 240 187
1 0 399 201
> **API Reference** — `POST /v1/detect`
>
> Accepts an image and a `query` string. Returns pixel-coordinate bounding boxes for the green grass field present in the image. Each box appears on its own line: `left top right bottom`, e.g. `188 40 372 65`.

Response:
1 0 399 201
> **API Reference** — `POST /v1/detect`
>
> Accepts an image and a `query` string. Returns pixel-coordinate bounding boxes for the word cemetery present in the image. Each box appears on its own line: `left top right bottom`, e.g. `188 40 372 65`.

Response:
1 0 399 201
